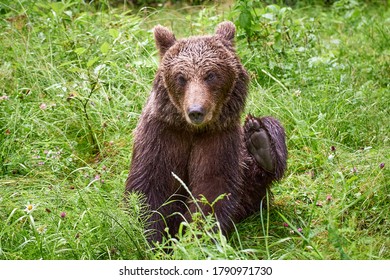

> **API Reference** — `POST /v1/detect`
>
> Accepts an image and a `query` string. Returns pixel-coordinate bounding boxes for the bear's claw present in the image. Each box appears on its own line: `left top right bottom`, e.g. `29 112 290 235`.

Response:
245 115 275 173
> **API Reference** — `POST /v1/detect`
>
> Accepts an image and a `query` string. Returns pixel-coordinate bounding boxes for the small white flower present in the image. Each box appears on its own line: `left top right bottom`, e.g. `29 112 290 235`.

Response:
24 203 36 214
37 225 47 235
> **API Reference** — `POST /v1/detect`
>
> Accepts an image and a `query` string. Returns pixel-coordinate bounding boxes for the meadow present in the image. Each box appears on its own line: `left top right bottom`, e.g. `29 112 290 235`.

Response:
0 0 388 260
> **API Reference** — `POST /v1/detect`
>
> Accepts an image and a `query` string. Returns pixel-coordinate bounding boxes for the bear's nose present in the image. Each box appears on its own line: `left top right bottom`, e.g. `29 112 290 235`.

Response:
188 105 205 125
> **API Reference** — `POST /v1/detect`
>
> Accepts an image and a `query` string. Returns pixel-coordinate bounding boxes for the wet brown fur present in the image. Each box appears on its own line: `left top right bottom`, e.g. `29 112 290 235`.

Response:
125 22 287 243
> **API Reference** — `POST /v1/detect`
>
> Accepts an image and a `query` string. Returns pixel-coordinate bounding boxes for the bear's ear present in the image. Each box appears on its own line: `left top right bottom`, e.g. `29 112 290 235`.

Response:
154 25 176 58
215 21 236 44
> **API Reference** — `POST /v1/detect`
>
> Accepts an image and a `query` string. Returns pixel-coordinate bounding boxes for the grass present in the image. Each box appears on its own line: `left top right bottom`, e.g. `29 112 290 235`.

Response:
0 0 389 260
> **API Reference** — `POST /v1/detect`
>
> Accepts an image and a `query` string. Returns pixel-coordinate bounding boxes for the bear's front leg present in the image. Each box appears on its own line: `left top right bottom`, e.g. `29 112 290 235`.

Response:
241 115 287 215
186 128 246 235
125 120 191 243
244 115 287 180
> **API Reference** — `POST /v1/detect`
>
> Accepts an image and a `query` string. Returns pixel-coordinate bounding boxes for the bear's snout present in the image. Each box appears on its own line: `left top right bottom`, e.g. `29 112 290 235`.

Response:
187 105 206 125
183 83 214 126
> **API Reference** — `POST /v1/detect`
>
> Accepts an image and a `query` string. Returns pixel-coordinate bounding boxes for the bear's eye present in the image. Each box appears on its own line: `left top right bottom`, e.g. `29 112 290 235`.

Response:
205 72 216 82
177 75 187 86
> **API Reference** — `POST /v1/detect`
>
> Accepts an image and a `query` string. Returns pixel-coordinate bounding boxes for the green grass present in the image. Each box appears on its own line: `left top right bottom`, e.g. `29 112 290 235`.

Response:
0 0 388 260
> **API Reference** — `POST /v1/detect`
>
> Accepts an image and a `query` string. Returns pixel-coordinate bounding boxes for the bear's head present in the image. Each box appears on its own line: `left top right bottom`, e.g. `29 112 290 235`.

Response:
153 21 248 129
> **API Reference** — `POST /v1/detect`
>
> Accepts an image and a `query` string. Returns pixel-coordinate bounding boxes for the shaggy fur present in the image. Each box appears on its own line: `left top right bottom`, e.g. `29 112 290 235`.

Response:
125 21 287 243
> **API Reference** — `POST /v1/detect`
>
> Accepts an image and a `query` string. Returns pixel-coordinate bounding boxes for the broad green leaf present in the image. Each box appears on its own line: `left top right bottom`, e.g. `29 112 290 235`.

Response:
74 47 86 55
109 29 119 39
238 11 252 30
87 56 99 67
100 42 110 54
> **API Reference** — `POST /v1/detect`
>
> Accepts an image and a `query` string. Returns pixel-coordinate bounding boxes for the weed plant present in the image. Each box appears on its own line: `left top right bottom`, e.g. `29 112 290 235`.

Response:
0 0 388 260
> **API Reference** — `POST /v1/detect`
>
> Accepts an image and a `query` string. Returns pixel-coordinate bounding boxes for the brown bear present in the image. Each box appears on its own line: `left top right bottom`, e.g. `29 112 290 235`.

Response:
125 21 287 243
